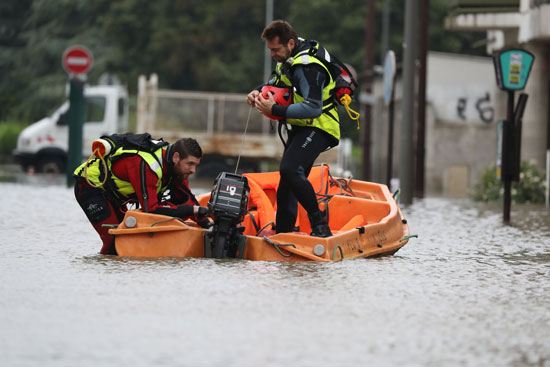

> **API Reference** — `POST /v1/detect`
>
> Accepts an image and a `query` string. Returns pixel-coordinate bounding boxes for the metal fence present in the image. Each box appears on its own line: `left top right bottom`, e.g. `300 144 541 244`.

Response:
137 74 351 175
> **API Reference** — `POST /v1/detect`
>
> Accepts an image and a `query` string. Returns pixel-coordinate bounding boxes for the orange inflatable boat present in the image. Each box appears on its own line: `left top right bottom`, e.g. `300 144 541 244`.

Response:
110 165 412 261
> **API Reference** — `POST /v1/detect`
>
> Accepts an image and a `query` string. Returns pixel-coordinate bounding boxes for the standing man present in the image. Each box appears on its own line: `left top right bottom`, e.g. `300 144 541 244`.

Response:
74 135 210 255
247 20 340 237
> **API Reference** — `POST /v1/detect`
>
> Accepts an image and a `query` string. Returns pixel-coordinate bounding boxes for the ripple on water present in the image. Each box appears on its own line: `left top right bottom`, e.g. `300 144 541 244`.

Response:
1 183 549 367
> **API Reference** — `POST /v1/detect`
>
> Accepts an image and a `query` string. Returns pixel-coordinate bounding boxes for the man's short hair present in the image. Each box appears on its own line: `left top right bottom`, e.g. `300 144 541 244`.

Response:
173 138 202 159
261 20 297 45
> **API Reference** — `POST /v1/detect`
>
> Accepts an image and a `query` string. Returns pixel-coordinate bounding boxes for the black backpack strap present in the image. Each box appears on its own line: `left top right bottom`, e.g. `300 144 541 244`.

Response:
277 121 288 149
140 159 149 213
301 39 359 90
176 181 200 206
330 54 359 89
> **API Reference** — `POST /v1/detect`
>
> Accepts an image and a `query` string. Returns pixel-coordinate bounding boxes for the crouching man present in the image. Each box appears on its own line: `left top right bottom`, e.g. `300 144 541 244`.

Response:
74 135 210 255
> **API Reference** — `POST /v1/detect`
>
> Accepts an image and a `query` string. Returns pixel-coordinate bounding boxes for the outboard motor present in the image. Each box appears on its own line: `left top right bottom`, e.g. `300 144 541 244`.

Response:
204 172 250 259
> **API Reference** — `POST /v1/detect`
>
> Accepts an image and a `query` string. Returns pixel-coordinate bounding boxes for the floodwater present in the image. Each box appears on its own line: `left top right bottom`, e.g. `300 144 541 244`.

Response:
1 170 549 367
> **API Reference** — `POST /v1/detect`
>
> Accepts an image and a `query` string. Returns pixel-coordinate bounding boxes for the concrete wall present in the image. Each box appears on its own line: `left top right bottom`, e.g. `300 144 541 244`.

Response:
444 1 550 199
370 51 507 197
520 43 550 169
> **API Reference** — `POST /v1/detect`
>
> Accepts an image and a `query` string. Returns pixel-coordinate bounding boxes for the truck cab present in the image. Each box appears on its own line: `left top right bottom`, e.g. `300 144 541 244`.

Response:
13 84 128 173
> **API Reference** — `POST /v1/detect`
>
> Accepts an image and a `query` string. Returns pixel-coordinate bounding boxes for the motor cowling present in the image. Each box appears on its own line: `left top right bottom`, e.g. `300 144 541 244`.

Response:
205 172 250 259
208 172 249 224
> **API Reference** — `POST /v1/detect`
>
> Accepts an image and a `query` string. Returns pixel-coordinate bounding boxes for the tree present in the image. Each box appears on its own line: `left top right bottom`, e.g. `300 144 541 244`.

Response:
0 0 487 123
0 0 113 121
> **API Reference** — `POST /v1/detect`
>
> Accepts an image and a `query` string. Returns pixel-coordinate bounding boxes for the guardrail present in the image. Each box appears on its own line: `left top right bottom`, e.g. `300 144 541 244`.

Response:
137 74 351 174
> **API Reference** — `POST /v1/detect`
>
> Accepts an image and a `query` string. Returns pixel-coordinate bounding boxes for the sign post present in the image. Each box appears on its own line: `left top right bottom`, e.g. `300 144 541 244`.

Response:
62 45 93 187
384 51 397 189
492 49 534 223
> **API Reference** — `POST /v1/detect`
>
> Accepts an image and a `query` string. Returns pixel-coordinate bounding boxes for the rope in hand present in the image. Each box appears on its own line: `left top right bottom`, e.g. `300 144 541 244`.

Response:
84 148 108 188
339 94 360 130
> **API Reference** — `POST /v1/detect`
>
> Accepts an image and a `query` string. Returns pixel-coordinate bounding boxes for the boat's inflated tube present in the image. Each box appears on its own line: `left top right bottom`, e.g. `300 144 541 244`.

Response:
205 172 250 259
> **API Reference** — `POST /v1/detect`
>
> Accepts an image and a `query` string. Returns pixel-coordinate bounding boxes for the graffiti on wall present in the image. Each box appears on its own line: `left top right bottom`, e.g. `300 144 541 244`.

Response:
456 92 494 123
430 85 496 125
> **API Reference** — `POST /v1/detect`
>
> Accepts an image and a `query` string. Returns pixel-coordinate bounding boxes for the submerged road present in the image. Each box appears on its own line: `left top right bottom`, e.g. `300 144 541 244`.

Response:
1 172 549 366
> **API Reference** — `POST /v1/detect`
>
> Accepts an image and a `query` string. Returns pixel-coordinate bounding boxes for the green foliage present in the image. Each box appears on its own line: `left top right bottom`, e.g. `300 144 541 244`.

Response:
100 0 270 92
0 0 488 125
0 122 26 156
0 0 112 122
470 162 546 204
514 162 547 204
428 0 486 56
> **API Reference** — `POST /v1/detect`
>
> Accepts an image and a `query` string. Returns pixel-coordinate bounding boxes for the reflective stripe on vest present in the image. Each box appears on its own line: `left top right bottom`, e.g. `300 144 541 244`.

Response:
275 51 340 140
74 146 167 198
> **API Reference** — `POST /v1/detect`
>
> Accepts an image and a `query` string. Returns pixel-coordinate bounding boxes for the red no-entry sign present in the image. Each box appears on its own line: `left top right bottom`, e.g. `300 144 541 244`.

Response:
62 45 93 75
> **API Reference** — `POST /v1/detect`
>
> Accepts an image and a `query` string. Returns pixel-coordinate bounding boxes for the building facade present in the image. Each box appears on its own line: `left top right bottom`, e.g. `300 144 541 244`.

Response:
371 51 504 197
445 0 550 188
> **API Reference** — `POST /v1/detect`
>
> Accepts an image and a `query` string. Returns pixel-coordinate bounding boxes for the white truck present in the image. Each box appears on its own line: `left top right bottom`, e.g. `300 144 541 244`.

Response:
13 84 128 173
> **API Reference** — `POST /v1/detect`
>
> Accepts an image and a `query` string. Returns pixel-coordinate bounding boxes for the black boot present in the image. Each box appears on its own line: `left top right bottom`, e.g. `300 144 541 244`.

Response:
308 210 332 238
